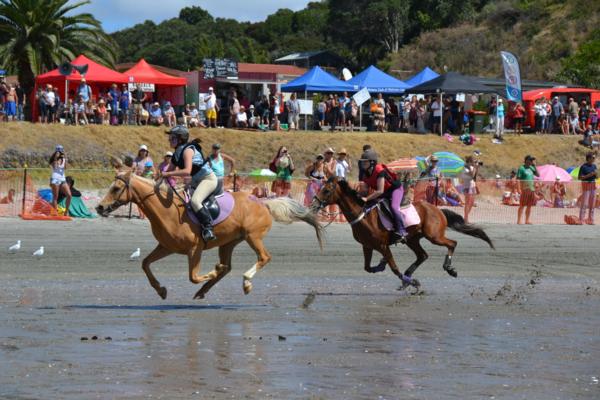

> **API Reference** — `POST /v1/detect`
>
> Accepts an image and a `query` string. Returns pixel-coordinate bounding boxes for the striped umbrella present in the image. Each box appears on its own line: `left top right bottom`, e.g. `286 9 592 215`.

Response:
386 158 418 172
417 152 465 177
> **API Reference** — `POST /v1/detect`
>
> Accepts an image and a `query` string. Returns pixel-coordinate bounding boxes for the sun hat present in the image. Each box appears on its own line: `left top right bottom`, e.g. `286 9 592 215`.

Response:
139 144 148 151
430 155 439 162
212 143 221 150
316 154 324 160
153 102 159 106
324 147 335 154
165 151 173 157
249 104 255 109
555 175 560 181
208 87 214 91
337 148 348 155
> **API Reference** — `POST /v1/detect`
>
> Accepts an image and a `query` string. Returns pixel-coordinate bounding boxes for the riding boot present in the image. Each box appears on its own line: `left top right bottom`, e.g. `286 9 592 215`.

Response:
195 206 216 242
400 175 411 207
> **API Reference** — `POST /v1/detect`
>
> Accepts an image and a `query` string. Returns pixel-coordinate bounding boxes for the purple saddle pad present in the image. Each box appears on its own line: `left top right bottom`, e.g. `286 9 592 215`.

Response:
186 192 235 226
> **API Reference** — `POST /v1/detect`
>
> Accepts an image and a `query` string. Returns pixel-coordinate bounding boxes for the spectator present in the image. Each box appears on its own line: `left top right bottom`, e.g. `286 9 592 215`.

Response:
158 151 175 187
558 113 569 135
131 84 147 126
15 82 25 121
142 160 155 179
187 103 203 127
52 87 62 123
204 87 217 128
550 96 564 133
327 94 338 132
258 94 270 127
580 126 599 149
247 104 259 129
540 97 550 134
149 102 163 126
568 97 579 135
496 99 505 140
322 147 337 178
270 146 294 197
461 155 480 223
578 152 597 225
207 143 235 187
62 99 74 125
49 145 71 216
317 97 326 129
96 99 108 124
338 92 349 131
107 83 120 125
487 97 497 131
335 148 351 179
77 78 92 104
304 153 326 206
163 101 176 128
85 100 96 124
42 84 56 124
513 101 526 136
431 95 442 134
346 99 357 132
371 99 385 132
287 93 300 131
236 105 248 128
421 155 442 204
272 93 281 131
74 96 88 125
119 84 130 125
516 155 539 224
589 106 598 132
0 188 15 204
133 145 154 177
228 90 240 128
579 100 590 132
534 99 543 133
551 176 566 208
4 84 16 121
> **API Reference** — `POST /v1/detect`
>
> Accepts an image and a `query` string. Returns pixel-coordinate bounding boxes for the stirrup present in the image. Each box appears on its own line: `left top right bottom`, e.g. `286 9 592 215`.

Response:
391 231 406 244
202 227 216 242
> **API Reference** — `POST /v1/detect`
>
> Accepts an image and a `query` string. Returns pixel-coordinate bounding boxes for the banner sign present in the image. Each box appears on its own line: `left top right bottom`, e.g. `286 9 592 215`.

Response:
352 87 371 106
500 51 522 102
128 83 155 92
298 99 313 115
203 58 238 79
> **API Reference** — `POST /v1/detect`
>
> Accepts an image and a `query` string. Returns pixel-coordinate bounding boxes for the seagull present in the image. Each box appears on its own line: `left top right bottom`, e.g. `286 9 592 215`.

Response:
8 240 21 253
32 246 44 258
130 248 141 261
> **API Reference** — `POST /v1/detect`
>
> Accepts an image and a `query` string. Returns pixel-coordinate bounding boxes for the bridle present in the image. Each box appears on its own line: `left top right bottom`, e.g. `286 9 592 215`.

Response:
103 175 161 214
312 179 365 226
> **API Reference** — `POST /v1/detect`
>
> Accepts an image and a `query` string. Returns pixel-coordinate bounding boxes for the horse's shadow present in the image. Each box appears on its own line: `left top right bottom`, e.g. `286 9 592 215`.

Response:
40 304 267 311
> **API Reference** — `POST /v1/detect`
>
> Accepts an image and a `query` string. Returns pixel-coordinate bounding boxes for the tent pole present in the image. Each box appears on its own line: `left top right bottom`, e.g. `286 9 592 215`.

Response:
305 90 307 131
495 93 499 138
65 78 68 110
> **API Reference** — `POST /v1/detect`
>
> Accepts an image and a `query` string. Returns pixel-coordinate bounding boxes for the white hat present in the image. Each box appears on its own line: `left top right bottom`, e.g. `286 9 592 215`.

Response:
555 175 560 181
495 174 501 179
208 87 214 91
165 151 173 157
498 99 503 103
139 144 148 151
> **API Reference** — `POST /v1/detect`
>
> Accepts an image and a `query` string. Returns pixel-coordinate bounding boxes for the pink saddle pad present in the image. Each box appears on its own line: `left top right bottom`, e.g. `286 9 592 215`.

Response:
378 203 421 231
186 192 235 226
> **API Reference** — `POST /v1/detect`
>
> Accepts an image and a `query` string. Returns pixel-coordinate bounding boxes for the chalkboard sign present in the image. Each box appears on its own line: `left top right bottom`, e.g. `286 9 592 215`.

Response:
203 58 238 79
203 58 216 79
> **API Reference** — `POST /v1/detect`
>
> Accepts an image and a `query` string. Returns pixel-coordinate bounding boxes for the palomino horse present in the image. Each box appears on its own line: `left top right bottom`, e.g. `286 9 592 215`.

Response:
312 177 494 289
96 168 323 299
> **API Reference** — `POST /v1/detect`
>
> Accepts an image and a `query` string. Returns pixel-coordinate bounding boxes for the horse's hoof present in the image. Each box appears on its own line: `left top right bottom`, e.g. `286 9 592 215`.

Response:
411 278 421 288
193 291 205 300
444 267 458 278
157 286 167 300
243 279 253 295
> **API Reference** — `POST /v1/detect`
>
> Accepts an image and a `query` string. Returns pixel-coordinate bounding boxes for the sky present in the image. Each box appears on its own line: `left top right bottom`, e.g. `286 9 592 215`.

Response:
76 0 314 32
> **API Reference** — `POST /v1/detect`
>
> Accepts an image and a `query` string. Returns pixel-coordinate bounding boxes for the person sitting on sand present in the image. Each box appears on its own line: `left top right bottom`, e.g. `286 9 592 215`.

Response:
551 176 566 208
0 188 15 204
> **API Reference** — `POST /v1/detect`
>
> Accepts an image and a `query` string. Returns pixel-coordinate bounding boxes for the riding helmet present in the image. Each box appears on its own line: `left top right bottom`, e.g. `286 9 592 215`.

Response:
359 149 378 162
165 125 189 142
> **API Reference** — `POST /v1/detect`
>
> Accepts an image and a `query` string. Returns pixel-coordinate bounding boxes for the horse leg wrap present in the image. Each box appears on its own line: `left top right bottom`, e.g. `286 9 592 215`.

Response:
243 263 258 280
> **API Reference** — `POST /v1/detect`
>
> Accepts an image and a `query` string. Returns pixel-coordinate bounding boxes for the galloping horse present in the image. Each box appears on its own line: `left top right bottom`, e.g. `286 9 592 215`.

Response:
96 165 323 300
312 177 494 289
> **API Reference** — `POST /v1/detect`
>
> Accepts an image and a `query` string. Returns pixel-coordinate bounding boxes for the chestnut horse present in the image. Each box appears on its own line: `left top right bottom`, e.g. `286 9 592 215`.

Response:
96 168 323 300
312 177 494 288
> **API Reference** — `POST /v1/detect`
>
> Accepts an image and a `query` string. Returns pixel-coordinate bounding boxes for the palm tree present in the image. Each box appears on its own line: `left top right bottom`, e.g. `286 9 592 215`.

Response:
0 0 116 118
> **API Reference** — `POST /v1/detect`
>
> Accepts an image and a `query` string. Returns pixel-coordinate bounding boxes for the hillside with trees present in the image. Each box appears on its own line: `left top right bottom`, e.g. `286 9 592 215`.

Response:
110 0 599 87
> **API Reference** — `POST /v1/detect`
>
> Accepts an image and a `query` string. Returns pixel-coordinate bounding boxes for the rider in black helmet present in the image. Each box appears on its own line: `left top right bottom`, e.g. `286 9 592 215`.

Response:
161 125 217 242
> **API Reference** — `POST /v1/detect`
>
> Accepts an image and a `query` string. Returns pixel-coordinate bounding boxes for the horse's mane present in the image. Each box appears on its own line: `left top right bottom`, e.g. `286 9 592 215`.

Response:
335 178 365 206
129 174 183 200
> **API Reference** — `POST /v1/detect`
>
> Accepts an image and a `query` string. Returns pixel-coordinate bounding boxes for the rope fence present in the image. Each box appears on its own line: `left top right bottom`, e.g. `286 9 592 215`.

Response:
0 168 598 225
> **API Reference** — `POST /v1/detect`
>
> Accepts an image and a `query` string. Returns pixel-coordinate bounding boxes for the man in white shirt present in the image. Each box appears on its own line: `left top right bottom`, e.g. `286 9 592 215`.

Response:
204 87 217 128
335 148 351 179
237 105 248 128
431 95 442 134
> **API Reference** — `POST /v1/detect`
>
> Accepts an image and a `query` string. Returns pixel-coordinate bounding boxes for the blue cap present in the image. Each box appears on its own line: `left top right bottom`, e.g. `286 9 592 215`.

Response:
144 161 153 167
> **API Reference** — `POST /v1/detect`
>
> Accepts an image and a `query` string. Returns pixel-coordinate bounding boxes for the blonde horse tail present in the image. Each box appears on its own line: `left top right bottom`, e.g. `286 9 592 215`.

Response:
263 197 324 251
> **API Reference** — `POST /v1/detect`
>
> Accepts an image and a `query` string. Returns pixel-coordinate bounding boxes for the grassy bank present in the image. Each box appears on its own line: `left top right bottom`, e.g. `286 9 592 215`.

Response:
0 123 589 180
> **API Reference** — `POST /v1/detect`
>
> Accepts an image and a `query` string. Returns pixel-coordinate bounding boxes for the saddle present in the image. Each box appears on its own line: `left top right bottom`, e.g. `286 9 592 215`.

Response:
185 179 235 226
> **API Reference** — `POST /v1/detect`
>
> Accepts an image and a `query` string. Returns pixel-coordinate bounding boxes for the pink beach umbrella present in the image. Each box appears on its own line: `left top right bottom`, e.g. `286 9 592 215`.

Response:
535 164 572 182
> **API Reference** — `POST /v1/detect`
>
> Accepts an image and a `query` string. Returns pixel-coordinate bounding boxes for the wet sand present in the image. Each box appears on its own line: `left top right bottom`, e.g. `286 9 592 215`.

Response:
0 218 599 399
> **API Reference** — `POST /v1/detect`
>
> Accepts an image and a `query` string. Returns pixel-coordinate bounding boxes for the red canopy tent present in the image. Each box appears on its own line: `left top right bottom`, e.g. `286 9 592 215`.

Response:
33 55 127 120
123 59 186 106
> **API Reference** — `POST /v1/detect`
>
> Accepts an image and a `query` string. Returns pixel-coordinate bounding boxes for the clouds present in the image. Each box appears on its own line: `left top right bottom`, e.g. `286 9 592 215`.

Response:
76 0 313 32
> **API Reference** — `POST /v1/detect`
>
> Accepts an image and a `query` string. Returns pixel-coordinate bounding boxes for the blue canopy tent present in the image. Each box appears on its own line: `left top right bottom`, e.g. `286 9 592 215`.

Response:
281 66 353 130
347 65 409 94
281 66 353 93
405 67 440 88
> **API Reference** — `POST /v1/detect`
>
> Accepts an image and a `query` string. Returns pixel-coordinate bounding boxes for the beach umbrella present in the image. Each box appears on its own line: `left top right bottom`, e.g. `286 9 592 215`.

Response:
416 152 465 177
569 166 600 183
249 168 276 177
535 164 572 182
386 158 418 172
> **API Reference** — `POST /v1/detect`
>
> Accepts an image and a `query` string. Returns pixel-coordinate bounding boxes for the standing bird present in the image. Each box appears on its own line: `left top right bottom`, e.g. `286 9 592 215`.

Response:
32 246 44 258
8 240 21 253
130 248 141 261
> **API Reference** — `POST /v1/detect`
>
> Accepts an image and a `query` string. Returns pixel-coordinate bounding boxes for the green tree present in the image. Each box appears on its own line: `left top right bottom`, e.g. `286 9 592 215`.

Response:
0 0 116 117
179 6 213 26
558 29 600 89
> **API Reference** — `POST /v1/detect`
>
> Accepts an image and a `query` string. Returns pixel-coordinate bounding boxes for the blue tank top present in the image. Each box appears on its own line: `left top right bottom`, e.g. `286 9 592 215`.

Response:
210 154 225 177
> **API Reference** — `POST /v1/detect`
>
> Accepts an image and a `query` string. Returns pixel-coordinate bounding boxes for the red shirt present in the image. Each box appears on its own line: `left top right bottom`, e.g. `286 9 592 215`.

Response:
361 164 394 192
